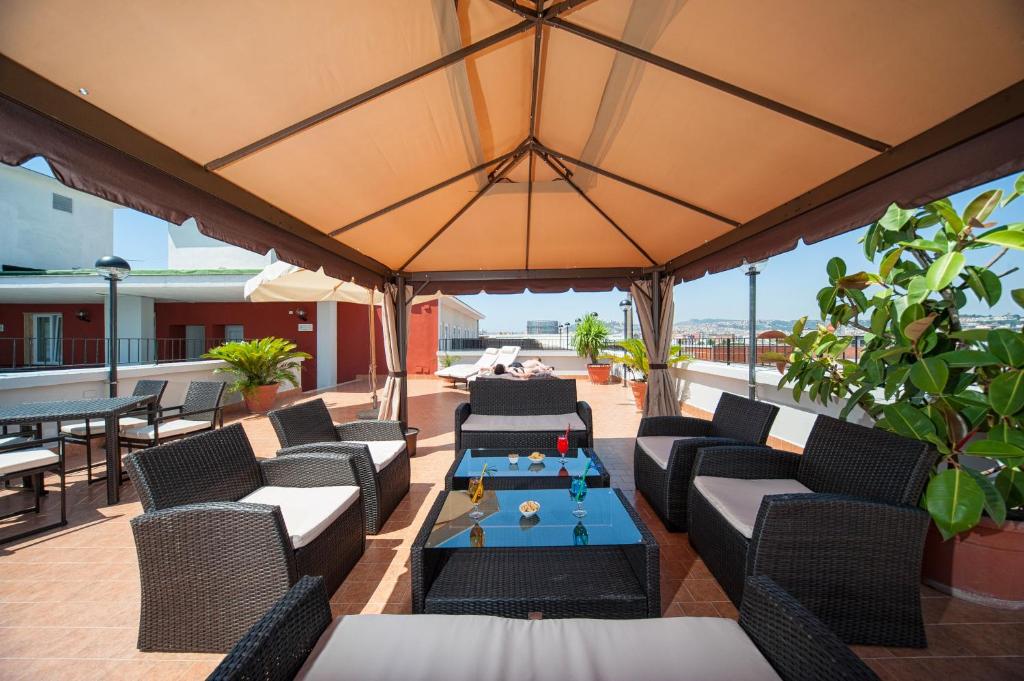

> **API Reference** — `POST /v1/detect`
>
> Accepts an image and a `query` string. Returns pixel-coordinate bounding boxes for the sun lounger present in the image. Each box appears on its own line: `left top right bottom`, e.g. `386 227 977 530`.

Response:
467 345 520 382
435 347 498 382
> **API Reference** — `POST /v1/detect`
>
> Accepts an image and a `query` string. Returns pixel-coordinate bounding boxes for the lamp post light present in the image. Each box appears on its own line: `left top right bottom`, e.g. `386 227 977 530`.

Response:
744 260 767 400
95 255 131 397
619 297 633 388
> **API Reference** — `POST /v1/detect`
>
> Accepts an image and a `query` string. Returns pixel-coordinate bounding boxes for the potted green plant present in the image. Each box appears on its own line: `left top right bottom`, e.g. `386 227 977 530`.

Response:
573 313 612 384
764 174 1024 607
601 338 690 409
203 337 311 414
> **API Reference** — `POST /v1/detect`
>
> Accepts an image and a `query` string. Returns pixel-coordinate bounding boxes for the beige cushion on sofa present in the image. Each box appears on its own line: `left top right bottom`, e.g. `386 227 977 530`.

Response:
0 435 30 448
122 419 210 440
636 436 698 469
296 613 781 681
60 416 148 436
344 440 405 472
0 448 59 476
693 476 814 539
461 413 586 432
240 485 360 549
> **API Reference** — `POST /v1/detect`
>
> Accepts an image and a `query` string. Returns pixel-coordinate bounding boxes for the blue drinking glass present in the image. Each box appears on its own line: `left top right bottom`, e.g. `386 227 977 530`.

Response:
569 477 588 518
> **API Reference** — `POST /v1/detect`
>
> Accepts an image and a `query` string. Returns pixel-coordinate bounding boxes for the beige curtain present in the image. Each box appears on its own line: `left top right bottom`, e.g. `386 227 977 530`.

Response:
377 282 410 421
631 275 678 417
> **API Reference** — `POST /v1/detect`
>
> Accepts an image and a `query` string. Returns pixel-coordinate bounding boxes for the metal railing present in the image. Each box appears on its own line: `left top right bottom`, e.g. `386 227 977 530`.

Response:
0 337 259 372
439 336 622 352
672 335 862 366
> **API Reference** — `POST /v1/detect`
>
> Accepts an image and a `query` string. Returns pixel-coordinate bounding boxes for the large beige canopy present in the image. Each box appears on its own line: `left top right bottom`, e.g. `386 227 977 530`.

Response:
1 1 1023 292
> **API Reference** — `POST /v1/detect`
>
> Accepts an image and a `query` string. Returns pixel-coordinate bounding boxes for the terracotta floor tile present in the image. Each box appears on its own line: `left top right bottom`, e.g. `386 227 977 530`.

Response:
0 378 1018 679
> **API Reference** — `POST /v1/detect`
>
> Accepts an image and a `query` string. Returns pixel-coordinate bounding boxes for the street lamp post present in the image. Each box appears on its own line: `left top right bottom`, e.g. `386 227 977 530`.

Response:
95 255 132 398
745 260 767 400
619 297 633 388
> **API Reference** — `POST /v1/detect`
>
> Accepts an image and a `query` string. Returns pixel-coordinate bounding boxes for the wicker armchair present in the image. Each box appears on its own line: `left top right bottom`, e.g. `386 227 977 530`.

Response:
59 379 167 483
120 380 226 452
125 424 365 653
688 414 933 648
454 378 593 452
634 392 779 530
208 575 878 681
268 399 410 535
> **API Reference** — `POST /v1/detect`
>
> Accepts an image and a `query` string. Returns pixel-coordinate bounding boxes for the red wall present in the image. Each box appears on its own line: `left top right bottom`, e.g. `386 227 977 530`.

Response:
408 300 438 375
0 303 105 367
337 302 387 383
155 302 318 391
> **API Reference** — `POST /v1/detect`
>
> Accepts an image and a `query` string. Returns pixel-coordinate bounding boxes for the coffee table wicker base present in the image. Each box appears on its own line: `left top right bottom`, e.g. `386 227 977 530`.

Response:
424 547 648 619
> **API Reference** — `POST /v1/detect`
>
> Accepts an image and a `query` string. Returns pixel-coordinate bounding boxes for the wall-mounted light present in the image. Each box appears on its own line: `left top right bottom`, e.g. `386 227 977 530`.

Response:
295 308 308 321
76 309 91 322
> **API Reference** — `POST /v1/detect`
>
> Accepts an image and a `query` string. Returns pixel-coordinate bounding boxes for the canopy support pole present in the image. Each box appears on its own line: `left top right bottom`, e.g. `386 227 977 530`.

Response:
396 275 409 431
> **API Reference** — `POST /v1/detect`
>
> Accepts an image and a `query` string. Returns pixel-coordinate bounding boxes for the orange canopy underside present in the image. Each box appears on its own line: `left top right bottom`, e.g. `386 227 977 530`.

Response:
1 0 1023 289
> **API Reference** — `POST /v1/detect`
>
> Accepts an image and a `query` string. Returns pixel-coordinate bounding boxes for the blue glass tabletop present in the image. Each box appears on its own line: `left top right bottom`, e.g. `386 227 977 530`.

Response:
424 488 643 549
453 448 603 479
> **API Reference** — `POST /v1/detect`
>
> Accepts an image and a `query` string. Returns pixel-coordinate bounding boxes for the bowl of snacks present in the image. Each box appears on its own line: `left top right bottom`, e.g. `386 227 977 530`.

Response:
507 452 520 465
519 499 540 519
528 451 545 463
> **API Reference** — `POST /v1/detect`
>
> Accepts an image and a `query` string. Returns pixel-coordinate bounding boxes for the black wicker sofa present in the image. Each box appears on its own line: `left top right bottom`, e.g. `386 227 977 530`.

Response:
208 575 878 681
454 377 593 452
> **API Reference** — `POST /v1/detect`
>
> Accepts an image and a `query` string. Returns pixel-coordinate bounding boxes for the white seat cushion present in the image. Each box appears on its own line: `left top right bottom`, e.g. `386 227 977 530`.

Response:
636 436 699 470
461 413 587 432
240 485 360 550
436 365 479 379
0 448 59 476
60 416 148 436
296 614 781 681
693 476 814 539
121 419 210 440
344 440 406 472
0 435 30 447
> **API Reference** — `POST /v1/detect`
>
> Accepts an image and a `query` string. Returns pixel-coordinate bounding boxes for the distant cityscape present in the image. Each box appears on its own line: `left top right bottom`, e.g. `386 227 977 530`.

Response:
480 314 1022 339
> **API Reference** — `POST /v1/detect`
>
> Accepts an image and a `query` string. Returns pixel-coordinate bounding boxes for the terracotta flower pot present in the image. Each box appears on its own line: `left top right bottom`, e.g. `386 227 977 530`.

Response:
587 364 612 385
629 380 647 411
244 384 279 414
921 516 1024 609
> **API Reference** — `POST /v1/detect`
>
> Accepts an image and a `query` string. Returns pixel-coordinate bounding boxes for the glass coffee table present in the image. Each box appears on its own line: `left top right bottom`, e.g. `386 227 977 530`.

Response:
445 447 611 490
411 488 659 619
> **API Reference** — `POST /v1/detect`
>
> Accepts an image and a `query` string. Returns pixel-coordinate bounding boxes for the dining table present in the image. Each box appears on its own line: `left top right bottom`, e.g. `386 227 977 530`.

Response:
0 395 156 505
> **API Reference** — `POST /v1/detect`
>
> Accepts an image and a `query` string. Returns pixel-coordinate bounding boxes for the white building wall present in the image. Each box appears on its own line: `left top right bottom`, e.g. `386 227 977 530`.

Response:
438 298 481 341
0 164 115 270
167 220 273 269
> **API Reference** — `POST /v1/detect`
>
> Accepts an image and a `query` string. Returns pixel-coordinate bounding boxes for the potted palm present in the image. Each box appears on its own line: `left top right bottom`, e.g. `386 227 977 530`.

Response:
573 314 612 384
764 174 1024 608
203 337 311 414
601 338 690 409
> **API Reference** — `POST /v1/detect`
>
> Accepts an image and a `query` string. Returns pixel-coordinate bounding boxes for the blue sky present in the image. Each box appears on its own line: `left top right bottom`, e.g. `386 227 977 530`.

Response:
20 157 1023 329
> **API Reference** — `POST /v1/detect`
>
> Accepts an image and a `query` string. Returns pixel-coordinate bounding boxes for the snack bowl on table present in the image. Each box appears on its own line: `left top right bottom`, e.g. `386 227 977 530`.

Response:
519 500 540 519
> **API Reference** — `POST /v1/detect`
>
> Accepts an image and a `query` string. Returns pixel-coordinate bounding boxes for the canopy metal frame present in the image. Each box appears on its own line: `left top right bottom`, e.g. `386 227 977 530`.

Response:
1 1 1022 288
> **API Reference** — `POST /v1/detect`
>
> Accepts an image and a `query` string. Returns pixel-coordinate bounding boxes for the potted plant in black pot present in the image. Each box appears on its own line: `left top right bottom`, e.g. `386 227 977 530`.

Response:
764 174 1024 608
573 313 612 384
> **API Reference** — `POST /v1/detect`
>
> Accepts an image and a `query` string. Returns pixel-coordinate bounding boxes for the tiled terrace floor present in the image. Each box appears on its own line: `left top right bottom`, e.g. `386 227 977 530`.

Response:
1 378 1022 680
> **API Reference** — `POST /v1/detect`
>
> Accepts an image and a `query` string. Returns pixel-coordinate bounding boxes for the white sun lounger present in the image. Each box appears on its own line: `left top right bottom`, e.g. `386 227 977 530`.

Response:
467 346 521 382
436 347 499 382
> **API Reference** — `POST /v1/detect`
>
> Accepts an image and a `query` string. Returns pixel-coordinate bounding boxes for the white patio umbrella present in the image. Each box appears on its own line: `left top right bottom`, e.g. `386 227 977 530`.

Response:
244 260 384 304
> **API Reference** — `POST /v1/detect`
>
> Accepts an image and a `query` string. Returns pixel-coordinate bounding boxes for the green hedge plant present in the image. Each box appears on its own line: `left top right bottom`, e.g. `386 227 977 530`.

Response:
764 175 1024 539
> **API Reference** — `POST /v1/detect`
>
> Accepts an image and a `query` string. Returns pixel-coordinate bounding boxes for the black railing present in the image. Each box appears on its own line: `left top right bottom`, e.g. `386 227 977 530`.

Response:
438 334 863 367
672 335 861 366
0 337 262 372
440 336 622 352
